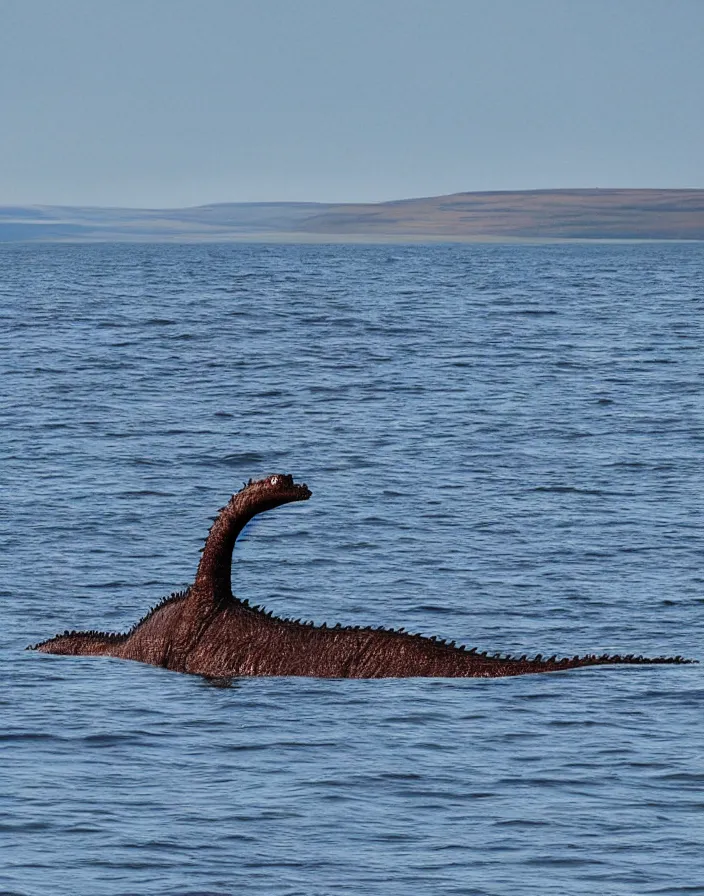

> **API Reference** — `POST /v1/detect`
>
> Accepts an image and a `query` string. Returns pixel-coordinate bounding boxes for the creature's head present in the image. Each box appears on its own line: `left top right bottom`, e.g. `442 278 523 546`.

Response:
235 473 312 509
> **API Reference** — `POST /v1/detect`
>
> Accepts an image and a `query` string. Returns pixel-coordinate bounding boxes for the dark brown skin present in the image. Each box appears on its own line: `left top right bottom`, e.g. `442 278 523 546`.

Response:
31 474 694 678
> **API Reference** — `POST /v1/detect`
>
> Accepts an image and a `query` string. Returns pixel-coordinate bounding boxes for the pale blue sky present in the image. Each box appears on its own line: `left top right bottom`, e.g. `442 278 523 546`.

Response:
1 0 702 207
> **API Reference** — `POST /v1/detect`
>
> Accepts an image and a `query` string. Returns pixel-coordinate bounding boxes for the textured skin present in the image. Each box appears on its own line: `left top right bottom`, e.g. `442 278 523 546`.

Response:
31 474 694 678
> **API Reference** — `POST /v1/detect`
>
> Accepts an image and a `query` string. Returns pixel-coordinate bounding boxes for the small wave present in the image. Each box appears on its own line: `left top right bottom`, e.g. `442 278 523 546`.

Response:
531 485 605 496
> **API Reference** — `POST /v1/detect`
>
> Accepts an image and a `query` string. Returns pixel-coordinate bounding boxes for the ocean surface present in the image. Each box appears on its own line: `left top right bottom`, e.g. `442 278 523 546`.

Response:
2 241 703 896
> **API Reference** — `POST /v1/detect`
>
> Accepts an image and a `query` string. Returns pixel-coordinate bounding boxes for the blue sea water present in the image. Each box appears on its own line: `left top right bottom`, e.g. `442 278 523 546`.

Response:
1 240 703 895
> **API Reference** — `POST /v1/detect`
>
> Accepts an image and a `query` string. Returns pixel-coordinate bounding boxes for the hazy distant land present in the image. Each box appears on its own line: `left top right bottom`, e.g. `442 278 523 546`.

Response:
1 189 703 242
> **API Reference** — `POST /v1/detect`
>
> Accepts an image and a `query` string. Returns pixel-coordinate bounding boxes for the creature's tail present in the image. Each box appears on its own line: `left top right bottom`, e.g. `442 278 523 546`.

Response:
515 651 697 674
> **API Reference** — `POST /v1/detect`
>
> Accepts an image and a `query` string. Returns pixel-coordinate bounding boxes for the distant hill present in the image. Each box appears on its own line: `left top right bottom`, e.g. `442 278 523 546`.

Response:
1 189 703 242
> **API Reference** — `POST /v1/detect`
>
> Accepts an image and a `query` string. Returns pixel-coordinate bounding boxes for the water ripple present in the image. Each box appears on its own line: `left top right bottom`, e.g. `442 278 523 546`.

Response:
1 241 703 896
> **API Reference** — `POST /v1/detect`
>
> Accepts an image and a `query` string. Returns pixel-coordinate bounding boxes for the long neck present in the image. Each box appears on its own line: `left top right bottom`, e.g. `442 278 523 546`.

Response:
192 495 254 606
191 485 293 611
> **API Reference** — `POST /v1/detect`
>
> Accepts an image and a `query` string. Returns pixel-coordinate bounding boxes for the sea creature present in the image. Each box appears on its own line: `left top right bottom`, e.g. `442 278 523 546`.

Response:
31 474 694 678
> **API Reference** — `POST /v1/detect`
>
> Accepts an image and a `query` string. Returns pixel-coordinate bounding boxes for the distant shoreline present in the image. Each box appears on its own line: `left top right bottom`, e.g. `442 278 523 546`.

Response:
1 188 703 243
